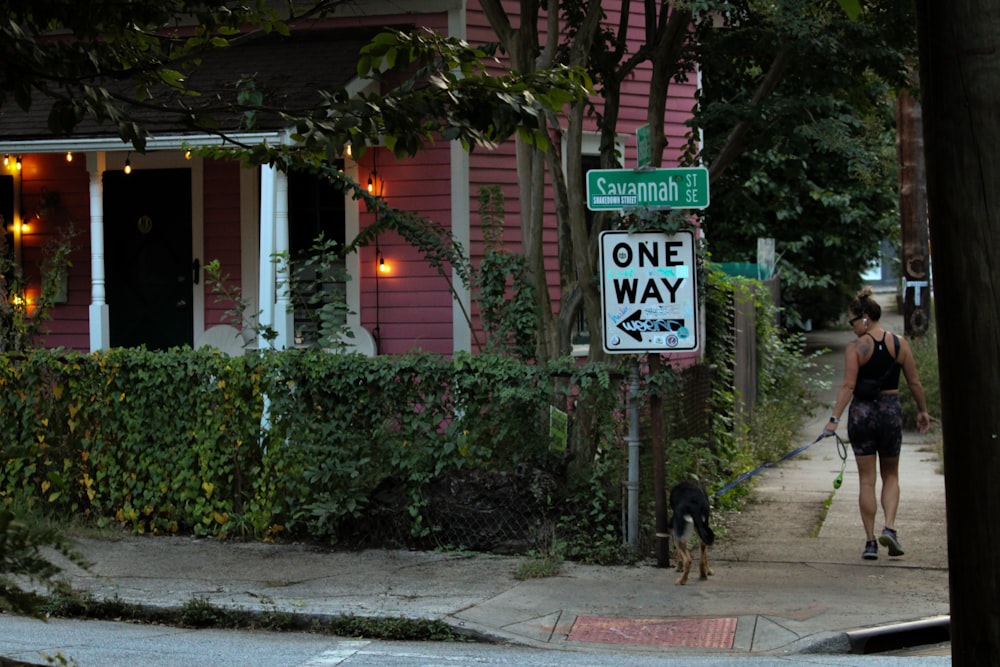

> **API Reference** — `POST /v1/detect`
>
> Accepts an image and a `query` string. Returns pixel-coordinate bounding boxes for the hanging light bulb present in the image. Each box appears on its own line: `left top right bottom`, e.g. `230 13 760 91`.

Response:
15 156 22 171
124 154 132 174
184 149 192 160
3 155 9 167
66 151 73 162
367 171 375 194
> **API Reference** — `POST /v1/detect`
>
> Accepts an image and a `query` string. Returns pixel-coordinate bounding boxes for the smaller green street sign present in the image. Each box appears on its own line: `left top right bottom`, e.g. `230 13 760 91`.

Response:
586 167 710 211
636 124 651 168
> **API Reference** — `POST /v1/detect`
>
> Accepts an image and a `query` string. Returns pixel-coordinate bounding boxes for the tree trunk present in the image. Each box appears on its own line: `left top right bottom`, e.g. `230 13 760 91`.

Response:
482 0 558 360
915 2 1000 663
645 7 691 166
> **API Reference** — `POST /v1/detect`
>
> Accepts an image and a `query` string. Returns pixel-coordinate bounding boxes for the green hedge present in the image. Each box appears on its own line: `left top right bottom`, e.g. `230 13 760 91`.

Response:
2 271 819 559
0 348 618 541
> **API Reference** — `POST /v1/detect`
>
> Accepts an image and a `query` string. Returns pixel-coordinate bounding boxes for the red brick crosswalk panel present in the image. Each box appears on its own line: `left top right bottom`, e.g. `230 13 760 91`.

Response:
568 616 738 648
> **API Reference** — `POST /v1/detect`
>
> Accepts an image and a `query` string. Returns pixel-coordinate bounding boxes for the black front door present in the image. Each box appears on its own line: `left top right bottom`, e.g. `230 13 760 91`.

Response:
104 169 193 350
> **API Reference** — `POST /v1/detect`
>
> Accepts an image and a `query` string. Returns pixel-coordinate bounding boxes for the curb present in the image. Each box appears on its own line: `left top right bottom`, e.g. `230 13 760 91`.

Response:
844 615 950 654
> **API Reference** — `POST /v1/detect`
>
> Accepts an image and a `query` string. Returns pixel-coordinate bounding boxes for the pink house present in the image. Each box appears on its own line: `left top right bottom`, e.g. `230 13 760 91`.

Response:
0 1 698 356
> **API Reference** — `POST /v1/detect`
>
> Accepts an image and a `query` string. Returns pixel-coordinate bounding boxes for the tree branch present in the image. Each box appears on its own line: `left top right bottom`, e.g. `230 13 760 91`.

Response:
707 49 792 183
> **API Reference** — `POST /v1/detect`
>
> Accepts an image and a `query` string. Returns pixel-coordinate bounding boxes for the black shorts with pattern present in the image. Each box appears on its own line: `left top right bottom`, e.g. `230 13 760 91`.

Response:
847 393 903 458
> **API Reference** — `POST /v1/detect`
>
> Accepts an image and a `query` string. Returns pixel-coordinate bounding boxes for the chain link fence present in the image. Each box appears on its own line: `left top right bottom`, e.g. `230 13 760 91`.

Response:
347 466 557 554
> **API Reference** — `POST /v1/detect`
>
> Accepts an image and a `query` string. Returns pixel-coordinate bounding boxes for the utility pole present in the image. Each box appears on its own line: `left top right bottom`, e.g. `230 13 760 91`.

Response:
896 83 931 337
916 2 1000 663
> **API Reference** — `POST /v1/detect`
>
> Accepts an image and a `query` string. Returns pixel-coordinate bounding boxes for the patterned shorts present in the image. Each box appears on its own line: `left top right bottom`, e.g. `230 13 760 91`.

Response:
847 393 903 458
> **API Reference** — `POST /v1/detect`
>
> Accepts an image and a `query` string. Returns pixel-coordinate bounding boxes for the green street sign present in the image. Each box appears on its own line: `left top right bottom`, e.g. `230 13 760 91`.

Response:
586 167 710 211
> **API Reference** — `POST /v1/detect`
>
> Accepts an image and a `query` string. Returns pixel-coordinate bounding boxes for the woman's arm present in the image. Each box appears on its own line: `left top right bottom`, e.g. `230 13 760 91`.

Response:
826 342 860 431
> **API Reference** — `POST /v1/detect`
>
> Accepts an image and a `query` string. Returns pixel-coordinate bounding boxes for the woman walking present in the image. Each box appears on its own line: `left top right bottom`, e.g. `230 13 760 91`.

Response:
823 288 932 560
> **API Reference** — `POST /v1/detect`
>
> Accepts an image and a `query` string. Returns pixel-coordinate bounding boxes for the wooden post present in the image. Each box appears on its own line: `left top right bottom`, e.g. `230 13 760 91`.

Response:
896 81 931 336
916 2 1000 662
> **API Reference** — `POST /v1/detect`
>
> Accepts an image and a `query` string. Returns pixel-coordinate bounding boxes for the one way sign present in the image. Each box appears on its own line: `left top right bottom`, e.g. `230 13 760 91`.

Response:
599 230 699 354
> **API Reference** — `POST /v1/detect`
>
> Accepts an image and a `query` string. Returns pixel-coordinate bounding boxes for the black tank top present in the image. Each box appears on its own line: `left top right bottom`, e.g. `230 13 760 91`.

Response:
858 332 902 390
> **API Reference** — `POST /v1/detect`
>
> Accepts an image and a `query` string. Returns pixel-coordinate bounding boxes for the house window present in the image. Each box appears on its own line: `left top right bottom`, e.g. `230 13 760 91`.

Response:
287 165 347 345
288 165 346 255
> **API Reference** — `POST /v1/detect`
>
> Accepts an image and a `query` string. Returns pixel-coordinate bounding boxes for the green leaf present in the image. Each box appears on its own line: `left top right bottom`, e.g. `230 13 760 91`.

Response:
837 0 862 20
357 54 372 78
159 68 186 89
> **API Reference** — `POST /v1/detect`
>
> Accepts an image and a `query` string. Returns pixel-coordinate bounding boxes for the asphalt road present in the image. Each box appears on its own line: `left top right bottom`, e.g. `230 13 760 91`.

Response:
0 615 951 667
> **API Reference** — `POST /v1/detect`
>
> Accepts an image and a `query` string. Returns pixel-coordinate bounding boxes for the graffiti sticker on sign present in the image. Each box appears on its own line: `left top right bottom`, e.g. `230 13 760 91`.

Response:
599 230 699 354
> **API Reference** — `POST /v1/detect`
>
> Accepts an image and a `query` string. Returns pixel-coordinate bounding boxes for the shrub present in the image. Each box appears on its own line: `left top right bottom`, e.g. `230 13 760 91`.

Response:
685 267 823 509
899 326 940 429
0 347 618 546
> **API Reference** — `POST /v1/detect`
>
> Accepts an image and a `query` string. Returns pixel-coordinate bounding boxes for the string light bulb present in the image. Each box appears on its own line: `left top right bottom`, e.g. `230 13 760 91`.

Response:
66 151 73 162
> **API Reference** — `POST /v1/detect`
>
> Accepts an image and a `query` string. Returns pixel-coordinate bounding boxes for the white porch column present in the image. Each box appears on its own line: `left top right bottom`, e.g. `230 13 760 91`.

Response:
257 164 293 350
86 152 110 352
257 164 276 349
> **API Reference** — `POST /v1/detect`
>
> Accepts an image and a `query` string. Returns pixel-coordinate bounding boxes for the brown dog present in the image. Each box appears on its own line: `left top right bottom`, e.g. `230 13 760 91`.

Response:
670 480 715 585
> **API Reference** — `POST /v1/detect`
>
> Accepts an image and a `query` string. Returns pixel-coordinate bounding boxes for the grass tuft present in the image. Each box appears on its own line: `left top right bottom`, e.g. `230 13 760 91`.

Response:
40 589 469 641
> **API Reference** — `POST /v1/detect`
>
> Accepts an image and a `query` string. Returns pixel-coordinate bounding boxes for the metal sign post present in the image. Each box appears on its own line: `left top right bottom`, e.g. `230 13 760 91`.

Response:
600 228 701 565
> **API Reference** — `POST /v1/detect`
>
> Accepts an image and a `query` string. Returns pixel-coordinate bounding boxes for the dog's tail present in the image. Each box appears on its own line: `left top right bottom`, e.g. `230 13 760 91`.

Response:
694 512 715 546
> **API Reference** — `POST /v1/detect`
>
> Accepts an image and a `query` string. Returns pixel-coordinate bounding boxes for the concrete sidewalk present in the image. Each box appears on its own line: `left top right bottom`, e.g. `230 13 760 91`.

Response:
52 312 950 658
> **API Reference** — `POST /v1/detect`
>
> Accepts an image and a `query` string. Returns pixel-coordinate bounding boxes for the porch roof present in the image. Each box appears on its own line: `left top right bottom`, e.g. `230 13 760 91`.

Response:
0 26 391 153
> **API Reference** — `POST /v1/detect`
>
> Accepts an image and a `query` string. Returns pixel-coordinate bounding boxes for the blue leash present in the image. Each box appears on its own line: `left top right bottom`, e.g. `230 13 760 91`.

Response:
712 432 848 499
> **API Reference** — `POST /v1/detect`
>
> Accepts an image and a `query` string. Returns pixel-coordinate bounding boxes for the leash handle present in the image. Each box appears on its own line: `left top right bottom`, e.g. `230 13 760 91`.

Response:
832 432 848 488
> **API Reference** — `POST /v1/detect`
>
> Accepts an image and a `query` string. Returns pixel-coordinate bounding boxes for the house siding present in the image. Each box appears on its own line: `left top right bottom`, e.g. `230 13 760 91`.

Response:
357 140 456 355
321 10 457 355
15 154 93 350
202 159 243 330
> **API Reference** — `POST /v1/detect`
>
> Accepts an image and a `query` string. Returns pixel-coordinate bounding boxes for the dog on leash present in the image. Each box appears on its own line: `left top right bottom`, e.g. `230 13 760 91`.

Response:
669 480 715 585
